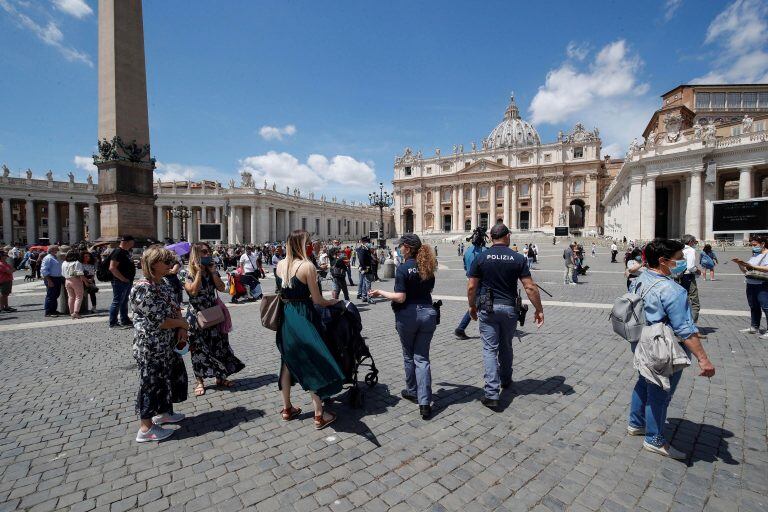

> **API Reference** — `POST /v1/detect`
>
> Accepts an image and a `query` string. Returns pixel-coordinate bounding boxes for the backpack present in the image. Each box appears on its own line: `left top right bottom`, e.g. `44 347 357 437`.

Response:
609 279 664 342
96 254 113 282
700 253 714 269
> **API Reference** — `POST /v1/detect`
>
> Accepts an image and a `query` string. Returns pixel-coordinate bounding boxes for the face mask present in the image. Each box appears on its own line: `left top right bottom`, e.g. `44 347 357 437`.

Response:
752 246 762 255
663 259 687 276
201 256 213 266
174 342 189 356
635 256 642 262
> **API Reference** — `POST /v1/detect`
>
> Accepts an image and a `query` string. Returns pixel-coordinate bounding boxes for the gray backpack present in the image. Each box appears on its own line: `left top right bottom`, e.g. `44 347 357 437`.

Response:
609 279 664 342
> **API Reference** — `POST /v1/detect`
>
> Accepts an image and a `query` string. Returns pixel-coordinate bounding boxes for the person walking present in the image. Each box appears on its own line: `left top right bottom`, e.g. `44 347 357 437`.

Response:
343 245 355 286
627 239 715 459
455 227 487 340
130 246 190 442
41 246 64 317
185 242 245 396
591 242 597 258
699 244 719 281
625 248 644 290
109 236 136 329
275 230 343 430
563 242 577 286
0 248 16 313
370 234 438 420
329 247 350 301
611 242 619 263
62 250 86 319
467 223 544 411
733 235 768 338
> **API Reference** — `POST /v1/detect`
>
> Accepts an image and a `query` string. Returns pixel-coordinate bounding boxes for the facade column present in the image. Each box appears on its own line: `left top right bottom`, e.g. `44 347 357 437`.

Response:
628 175 643 240
503 181 510 227
470 183 478 230
451 186 458 232
686 170 703 240
414 188 423 234
704 180 717 241
48 201 58 244
259 206 269 243
68 202 78 244
282 210 290 239
250 206 259 243
269 207 277 242
172 214 181 241
530 179 539 230
25 200 36 244
510 181 519 230
641 176 656 240
156 206 165 241
187 208 197 242
457 185 464 231
739 166 753 199
554 176 565 227
88 203 99 241
2 198 12 244
587 174 598 230
489 183 496 225
220 206 228 243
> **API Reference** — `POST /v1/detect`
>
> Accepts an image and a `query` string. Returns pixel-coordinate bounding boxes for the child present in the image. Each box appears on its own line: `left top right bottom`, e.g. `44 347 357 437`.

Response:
700 244 718 281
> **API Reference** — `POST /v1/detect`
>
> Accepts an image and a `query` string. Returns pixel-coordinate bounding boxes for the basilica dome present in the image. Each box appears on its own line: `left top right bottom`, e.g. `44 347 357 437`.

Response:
485 95 541 148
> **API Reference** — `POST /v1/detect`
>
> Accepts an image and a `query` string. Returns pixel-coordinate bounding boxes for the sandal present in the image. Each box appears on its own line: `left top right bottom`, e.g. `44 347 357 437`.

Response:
215 379 235 388
194 383 206 396
314 411 337 430
280 406 302 421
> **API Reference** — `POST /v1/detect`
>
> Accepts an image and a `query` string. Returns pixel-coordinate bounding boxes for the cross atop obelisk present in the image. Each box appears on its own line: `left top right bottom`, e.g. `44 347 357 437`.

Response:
93 0 156 241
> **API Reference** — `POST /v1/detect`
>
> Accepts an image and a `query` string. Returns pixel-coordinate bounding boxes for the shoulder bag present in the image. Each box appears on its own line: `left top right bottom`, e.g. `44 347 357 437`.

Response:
745 253 768 282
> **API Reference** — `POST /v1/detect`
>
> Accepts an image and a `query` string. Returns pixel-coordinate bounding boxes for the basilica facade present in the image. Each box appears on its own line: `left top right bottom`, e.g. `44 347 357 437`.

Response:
391 96 615 237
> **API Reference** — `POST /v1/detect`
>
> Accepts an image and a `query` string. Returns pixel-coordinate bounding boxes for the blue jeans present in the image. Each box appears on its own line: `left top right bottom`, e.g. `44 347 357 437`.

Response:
110 280 132 326
357 270 370 300
456 310 472 331
395 304 436 405
345 265 354 285
44 276 64 314
478 304 518 399
746 283 768 329
628 342 685 447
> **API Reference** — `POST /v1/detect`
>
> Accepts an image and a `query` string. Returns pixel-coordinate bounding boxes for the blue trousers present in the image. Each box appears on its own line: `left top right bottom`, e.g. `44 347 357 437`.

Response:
456 310 472 331
44 276 64 314
746 283 768 330
110 280 132 326
628 342 685 447
478 305 517 400
357 269 370 300
395 304 436 405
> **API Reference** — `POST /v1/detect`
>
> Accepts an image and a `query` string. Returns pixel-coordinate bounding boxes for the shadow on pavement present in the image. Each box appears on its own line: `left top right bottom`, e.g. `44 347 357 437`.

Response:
172 406 264 440
498 375 575 411
325 383 401 448
667 417 738 467
431 382 484 417
225 374 278 392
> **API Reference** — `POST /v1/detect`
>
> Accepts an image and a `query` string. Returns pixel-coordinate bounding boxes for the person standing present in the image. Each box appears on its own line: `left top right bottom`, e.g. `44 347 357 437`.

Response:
41 246 63 317
591 242 597 258
0 248 16 313
355 238 373 303
62 250 86 319
455 228 487 340
186 242 245 396
679 235 704 338
627 239 715 459
369 234 438 420
81 251 98 314
109 235 136 329
563 242 577 286
467 223 544 411
733 235 768 338
343 245 355 285
329 248 350 301
611 242 619 263
699 244 719 281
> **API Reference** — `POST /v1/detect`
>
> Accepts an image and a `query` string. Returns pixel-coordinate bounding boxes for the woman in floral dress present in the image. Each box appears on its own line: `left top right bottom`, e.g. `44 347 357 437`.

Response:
185 242 245 396
130 246 191 443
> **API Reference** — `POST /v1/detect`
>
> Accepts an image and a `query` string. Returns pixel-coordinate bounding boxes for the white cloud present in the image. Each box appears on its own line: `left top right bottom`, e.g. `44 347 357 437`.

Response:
258 124 297 141
154 162 219 182
73 155 96 173
238 151 376 193
0 0 93 66
664 0 683 22
52 0 92 19
692 0 768 83
530 40 655 155
566 41 590 61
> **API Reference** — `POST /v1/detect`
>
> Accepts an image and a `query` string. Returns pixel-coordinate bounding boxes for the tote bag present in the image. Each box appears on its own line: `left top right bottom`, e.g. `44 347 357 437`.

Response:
260 293 283 331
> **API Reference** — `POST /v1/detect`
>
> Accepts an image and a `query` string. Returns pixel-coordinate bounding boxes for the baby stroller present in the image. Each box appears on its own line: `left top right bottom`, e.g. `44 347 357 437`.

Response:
226 268 249 303
316 300 378 408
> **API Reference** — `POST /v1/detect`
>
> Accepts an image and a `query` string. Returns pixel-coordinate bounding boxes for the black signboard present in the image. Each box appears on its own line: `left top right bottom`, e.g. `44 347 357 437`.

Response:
554 226 569 236
369 230 379 240
199 223 222 240
713 200 768 232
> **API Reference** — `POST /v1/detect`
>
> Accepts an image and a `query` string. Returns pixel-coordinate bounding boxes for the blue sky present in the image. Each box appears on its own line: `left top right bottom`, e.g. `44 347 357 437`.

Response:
1 0 767 201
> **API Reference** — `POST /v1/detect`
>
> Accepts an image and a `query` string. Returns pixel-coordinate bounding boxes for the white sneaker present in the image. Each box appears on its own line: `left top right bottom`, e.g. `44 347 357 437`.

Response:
136 425 174 443
152 412 185 425
739 327 758 334
642 441 686 459
627 425 645 436
760 332 768 340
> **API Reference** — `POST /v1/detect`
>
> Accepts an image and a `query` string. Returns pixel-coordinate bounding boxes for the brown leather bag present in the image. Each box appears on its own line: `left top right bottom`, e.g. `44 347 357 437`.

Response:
260 293 283 331
196 304 225 329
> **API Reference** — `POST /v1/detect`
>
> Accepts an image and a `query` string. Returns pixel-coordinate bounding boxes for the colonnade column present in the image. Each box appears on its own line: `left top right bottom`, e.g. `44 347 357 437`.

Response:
2 198 12 244
283 210 290 239
641 176 656 240
25 200 36 244
738 166 753 199
628 175 643 240
187 208 197 242
68 202 78 244
686 170 703 240
503 181 510 227
250 206 259 244
260 207 270 243
510 181 518 230
269 207 277 242
156 207 165 241
48 201 58 244
220 207 228 243
88 203 99 241
530 179 539 230
704 180 717 242
172 214 181 241
470 183 477 230
457 185 464 232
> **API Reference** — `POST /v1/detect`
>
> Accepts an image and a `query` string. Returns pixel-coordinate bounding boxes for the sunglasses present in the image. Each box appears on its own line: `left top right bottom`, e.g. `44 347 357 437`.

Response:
162 258 176 265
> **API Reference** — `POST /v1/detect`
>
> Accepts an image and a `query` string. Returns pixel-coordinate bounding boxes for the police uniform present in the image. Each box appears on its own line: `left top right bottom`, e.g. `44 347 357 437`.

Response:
394 252 436 409
468 241 531 401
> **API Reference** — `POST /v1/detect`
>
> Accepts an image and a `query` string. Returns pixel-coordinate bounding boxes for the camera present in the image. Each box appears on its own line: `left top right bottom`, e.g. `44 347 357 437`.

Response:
466 227 488 247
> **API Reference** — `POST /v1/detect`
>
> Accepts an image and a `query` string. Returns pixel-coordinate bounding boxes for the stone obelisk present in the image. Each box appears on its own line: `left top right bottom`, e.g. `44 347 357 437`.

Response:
93 0 155 241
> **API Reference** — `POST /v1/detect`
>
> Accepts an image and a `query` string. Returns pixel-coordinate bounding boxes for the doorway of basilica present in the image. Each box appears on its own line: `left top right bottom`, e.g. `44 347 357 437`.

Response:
442 215 452 232
519 211 530 230
403 209 414 233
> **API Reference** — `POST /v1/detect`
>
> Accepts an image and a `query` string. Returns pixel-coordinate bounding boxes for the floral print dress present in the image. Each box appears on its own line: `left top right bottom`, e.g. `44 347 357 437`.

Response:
130 280 188 419
185 272 245 380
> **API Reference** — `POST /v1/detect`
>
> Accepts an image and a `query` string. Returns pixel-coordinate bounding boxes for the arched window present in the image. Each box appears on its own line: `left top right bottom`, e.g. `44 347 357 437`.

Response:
543 181 552 195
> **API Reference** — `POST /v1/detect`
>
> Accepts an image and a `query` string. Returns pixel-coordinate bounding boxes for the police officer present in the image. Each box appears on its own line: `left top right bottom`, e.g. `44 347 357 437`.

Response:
467 223 544 411
369 233 438 420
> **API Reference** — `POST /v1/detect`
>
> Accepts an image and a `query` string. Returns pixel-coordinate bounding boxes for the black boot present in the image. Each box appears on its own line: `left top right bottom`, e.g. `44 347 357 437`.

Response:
419 405 431 420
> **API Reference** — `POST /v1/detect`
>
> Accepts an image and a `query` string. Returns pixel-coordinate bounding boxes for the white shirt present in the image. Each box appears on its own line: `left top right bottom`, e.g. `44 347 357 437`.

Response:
239 253 257 273
62 261 84 278
682 245 698 273
746 251 768 285
611 243 618 251
318 253 329 269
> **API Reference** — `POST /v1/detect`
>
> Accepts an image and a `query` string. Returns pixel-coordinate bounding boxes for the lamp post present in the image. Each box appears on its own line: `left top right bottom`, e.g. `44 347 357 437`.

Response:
368 182 393 247
171 202 191 241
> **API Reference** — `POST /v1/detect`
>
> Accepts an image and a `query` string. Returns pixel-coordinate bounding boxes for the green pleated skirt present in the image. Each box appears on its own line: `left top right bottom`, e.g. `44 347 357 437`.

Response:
276 301 344 400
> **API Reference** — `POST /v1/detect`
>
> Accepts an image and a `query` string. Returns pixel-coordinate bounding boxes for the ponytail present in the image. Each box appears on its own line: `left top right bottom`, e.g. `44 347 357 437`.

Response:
415 244 437 282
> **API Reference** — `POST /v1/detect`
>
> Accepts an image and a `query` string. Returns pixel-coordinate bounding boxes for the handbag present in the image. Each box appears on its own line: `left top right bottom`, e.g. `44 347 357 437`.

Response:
196 304 225 329
260 293 283 331
745 270 768 282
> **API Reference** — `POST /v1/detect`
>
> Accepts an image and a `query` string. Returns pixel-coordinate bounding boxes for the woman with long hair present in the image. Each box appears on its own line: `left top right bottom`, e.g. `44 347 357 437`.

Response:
130 245 190 442
733 235 768 338
369 234 438 420
80 251 98 313
276 230 343 430
185 242 244 396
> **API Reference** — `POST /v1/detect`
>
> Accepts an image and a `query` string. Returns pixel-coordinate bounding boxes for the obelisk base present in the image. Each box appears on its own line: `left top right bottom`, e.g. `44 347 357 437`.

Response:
96 160 156 242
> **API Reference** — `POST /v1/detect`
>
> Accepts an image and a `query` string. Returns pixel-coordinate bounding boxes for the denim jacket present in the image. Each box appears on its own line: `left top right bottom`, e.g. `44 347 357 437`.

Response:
629 269 698 340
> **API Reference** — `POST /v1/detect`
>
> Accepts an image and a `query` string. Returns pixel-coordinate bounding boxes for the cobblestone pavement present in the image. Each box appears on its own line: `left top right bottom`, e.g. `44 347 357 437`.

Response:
0 241 766 511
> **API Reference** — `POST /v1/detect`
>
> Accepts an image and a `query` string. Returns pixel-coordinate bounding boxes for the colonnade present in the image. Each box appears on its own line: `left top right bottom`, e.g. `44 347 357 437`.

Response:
0 196 99 245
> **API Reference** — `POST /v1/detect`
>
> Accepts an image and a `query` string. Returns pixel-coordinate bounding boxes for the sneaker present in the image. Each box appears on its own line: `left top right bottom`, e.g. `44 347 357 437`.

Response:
135 425 174 443
400 390 418 404
480 397 499 411
627 425 645 436
109 324 120 329
152 412 185 425
642 441 686 460
760 333 768 340
454 329 470 340
740 327 758 334
119 321 134 329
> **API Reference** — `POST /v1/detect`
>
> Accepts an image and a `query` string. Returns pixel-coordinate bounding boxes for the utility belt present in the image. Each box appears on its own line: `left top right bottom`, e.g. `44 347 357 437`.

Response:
477 287 528 326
